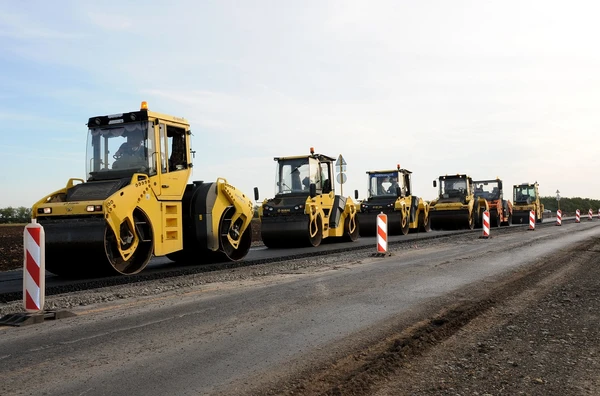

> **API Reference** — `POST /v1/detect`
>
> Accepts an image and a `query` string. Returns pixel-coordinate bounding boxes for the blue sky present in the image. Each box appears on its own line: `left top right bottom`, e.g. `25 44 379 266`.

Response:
1 0 600 208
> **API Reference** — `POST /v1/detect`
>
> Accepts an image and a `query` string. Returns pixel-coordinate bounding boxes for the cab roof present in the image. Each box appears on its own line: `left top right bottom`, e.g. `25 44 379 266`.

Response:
87 108 190 129
366 169 412 175
274 153 336 162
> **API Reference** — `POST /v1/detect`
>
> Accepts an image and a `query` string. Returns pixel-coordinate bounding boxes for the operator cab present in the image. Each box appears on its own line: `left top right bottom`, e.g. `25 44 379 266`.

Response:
473 180 502 201
514 184 537 204
86 102 190 183
434 175 470 201
273 149 334 197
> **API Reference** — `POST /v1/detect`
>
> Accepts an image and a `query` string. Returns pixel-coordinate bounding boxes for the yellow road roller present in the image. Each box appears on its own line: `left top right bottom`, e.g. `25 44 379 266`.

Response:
512 182 544 224
32 102 254 277
356 165 430 236
429 174 489 230
256 148 359 247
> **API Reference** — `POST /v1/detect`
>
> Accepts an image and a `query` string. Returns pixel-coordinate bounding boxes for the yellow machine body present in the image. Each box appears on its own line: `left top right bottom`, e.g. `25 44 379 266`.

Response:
258 150 359 247
428 174 489 230
512 182 544 224
33 103 254 277
356 167 430 236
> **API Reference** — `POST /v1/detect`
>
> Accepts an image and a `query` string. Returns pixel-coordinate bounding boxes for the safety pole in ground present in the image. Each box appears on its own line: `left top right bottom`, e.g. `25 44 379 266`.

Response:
480 210 490 239
23 219 45 313
377 212 388 254
589 209 593 221
575 209 580 223
555 210 562 226
528 210 536 231
598 209 600 219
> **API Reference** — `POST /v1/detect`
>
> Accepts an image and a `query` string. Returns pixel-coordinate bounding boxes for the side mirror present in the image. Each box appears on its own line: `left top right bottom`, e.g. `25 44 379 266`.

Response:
433 180 437 188
354 189 359 200
253 187 259 201
309 183 317 198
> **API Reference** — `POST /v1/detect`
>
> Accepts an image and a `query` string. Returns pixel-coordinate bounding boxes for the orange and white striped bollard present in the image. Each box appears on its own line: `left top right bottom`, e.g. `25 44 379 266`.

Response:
575 209 580 223
555 210 562 226
528 210 535 230
589 209 593 221
598 209 600 219
377 212 388 254
23 220 45 313
480 210 490 239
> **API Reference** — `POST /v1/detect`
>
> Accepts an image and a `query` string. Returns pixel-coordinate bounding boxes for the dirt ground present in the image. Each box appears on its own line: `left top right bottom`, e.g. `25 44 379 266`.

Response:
0 225 22 272
0 220 263 272
371 240 600 395
257 237 600 396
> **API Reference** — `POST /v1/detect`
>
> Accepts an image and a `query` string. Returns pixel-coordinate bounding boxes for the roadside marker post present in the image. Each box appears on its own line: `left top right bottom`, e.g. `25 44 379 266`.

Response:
598 209 600 219
575 209 580 223
375 212 389 256
0 220 75 327
589 209 593 221
24 219 45 313
480 210 491 239
528 210 536 231
555 210 562 226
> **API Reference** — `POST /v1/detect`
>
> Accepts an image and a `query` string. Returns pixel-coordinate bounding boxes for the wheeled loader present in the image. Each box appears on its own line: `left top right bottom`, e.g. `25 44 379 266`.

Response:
32 102 255 277
355 165 430 236
429 174 489 230
473 178 513 227
256 148 359 247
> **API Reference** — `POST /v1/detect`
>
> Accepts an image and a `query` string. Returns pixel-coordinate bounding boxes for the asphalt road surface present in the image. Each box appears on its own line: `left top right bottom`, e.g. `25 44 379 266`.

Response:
0 220 597 396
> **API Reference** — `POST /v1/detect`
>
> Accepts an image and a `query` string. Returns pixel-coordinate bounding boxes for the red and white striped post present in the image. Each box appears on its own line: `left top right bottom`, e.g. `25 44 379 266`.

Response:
480 210 490 239
555 210 562 226
23 219 45 313
377 212 388 254
575 209 580 223
589 209 593 221
598 209 600 219
528 210 536 230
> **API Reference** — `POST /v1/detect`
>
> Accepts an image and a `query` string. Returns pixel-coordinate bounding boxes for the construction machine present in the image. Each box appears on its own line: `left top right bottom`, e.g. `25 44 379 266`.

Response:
355 165 430 236
429 174 489 230
473 178 513 227
512 182 544 224
32 102 254 277
256 148 359 247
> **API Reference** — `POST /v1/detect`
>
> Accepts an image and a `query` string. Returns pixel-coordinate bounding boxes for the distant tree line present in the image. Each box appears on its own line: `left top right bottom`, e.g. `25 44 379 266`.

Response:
540 196 600 213
0 207 32 224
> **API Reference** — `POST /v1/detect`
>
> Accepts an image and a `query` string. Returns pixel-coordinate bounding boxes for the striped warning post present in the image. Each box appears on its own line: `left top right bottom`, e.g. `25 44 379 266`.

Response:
589 209 593 221
480 210 490 239
555 210 562 226
377 213 388 253
528 210 536 230
575 209 580 223
598 209 600 219
23 220 45 313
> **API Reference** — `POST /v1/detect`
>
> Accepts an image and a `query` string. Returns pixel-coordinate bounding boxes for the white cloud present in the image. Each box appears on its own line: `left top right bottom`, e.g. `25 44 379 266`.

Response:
85 11 132 31
0 11 79 40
